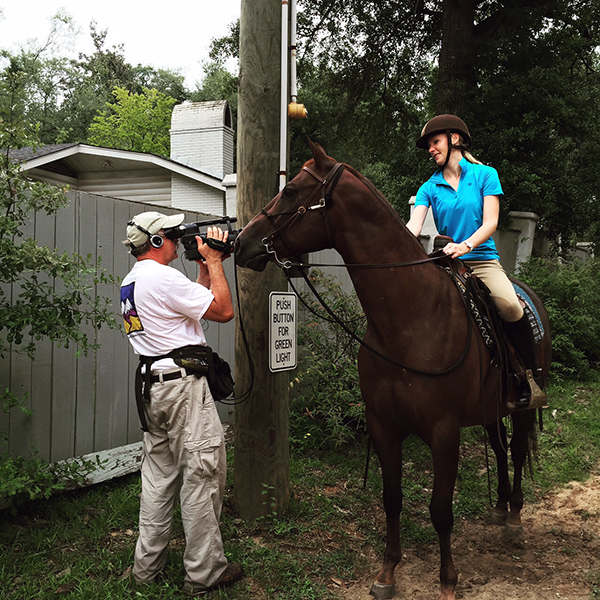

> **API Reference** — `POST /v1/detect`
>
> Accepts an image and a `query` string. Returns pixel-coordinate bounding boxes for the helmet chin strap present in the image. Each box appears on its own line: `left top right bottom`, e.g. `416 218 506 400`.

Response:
442 130 465 169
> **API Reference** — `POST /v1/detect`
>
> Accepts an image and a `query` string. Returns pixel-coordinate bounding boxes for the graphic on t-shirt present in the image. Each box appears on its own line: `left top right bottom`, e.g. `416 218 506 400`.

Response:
120 282 143 336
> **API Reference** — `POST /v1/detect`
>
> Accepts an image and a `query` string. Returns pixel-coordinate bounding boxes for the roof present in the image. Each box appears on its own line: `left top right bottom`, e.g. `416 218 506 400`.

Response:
11 143 225 191
9 143 78 163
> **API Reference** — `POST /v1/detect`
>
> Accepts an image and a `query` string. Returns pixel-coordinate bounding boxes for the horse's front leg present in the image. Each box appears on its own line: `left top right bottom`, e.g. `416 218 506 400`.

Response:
507 411 536 531
430 427 460 600
485 419 511 523
369 425 406 600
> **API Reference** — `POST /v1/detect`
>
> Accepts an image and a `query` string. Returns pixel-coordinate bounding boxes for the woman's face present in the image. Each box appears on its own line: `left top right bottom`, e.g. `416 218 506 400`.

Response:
427 132 460 166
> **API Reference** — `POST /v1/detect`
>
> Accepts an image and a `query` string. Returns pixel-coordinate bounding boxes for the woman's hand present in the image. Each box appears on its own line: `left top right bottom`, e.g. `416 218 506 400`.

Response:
443 241 471 259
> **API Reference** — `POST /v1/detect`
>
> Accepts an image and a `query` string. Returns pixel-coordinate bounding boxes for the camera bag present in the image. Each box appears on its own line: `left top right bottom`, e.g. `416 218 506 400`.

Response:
135 345 235 431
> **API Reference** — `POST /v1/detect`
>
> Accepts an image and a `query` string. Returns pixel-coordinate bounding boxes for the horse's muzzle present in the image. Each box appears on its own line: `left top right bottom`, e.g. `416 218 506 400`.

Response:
234 233 270 271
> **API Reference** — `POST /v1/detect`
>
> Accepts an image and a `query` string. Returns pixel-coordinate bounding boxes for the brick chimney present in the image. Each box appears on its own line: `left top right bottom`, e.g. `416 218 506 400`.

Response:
170 100 234 179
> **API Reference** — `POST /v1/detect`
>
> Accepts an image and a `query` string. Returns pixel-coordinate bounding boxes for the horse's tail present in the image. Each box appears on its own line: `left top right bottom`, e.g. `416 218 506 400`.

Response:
526 412 540 478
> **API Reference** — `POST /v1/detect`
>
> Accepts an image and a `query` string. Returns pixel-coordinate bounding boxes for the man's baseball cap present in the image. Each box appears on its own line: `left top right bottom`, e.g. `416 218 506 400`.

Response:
126 211 185 248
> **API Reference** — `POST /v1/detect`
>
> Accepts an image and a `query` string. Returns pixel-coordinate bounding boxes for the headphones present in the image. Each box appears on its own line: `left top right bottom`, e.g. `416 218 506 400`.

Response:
127 220 164 249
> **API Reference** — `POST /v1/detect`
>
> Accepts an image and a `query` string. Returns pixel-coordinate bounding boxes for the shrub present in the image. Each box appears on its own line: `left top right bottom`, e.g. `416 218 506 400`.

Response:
290 270 366 451
517 257 600 378
1 389 102 510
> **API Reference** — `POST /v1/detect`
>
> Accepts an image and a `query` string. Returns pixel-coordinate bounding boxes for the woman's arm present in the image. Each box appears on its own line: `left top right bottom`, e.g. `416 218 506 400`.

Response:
406 204 429 237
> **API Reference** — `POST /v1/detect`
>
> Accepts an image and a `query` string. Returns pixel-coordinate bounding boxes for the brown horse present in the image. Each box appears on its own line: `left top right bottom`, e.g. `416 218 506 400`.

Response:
235 140 551 600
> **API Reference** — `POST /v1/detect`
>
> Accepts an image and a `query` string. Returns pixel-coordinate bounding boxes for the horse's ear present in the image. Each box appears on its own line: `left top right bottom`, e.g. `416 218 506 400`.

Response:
307 137 332 170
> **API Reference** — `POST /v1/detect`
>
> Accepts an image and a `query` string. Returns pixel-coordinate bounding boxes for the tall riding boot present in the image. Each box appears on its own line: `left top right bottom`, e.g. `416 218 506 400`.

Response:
504 314 546 409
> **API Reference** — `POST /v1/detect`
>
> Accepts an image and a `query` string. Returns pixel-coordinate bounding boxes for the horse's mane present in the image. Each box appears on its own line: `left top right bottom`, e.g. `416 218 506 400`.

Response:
341 163 426 255
342 163 402 221
303 151 424 254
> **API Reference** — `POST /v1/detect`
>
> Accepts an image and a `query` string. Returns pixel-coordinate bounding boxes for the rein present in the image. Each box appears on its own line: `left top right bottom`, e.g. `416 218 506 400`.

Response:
288 265 474 377
283 254 449 270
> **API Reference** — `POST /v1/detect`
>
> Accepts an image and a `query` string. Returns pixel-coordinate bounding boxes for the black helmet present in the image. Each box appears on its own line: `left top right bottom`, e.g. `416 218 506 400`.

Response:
416 114 471 149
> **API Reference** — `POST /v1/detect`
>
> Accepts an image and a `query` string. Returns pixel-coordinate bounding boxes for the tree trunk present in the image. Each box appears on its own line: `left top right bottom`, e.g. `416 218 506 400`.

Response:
234 0 290 520
436 0 477 115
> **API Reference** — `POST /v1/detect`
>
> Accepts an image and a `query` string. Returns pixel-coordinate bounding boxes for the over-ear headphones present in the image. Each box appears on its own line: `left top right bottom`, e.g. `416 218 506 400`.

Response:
127 220 164 249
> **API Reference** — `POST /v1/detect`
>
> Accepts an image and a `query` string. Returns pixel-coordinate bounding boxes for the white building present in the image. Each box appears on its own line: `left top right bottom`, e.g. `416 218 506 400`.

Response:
13 100 237 217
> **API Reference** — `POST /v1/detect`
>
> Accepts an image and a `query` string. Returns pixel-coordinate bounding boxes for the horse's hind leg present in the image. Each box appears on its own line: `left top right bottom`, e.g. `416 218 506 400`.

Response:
370 428 406 600
507 411 536 530
485 420 511 523
430 428 460 600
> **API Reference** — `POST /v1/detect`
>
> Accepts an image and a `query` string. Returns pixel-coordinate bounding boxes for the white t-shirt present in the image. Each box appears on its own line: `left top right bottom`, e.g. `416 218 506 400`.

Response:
120 259 215 370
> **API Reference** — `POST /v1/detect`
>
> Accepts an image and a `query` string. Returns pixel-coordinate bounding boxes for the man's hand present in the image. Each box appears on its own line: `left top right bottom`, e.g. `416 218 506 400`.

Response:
195 227 230 264
195 227 234 322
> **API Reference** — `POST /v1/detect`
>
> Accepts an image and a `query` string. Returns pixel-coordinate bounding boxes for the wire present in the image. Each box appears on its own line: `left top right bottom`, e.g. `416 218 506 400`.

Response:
217 263 254 405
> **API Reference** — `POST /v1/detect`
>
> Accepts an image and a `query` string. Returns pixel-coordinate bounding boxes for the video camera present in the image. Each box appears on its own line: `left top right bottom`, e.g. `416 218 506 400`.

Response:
163 217 241 261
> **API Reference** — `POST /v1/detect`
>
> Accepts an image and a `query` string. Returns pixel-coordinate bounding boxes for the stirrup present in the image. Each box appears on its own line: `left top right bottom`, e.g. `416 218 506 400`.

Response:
507 369 548 411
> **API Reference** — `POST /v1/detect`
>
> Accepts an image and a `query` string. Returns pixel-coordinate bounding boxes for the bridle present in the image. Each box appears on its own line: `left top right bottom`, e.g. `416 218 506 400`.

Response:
260 162 345 267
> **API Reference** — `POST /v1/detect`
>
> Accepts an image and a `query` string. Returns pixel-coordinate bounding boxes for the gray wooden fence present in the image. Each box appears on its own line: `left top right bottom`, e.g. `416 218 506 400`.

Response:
1 191 235 475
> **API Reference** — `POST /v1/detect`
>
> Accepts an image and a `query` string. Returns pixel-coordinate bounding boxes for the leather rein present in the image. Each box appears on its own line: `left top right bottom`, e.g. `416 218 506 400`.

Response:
258 162 476 377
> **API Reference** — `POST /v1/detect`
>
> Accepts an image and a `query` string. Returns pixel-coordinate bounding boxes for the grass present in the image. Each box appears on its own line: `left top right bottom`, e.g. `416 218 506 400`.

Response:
2 376 600 599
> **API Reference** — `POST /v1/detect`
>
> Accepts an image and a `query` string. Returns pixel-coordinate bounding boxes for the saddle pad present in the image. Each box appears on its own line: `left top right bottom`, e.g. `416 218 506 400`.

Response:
513 283 544 344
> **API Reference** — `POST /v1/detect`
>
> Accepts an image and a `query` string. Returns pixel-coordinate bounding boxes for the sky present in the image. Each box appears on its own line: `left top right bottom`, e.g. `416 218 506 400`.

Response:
0 0 241 88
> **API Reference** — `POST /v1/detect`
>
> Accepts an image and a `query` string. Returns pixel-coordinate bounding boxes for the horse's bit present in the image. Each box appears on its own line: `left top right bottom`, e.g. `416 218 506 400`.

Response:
259 162 345 267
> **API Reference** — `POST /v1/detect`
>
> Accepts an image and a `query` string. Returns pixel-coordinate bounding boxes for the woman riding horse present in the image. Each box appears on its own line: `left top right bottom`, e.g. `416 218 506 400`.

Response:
407 114 543 409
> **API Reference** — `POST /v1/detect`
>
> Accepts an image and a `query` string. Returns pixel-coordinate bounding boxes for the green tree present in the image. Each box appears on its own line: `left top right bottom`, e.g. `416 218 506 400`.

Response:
0 67 116 503
0 17 191 145
87 86 178 155
0 11 78 145
1 72 115 364
190 61 238 126
287 0 600 243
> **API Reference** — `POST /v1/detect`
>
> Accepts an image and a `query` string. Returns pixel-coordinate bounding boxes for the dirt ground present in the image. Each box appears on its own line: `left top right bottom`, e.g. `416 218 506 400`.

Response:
335 475 600 600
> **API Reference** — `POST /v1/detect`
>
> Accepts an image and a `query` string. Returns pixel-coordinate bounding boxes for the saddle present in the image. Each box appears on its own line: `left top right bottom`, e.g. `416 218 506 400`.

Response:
429 236 546 410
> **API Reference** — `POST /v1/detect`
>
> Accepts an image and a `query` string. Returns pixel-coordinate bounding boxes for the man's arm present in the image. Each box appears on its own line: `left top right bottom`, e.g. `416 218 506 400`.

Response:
195 227 234 323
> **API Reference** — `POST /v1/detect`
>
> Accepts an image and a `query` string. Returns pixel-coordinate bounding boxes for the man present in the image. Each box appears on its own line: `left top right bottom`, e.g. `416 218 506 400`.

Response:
120 211 243 596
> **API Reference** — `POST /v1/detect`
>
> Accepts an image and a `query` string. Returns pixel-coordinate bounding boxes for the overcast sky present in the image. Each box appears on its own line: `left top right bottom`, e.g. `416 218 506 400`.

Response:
0 1 241 87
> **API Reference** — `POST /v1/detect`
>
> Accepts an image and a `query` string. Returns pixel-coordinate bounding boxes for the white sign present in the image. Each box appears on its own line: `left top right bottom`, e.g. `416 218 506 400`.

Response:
269 292 297 372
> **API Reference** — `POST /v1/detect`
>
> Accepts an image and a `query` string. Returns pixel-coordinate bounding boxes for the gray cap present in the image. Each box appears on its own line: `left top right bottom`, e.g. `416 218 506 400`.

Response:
126 211 185 248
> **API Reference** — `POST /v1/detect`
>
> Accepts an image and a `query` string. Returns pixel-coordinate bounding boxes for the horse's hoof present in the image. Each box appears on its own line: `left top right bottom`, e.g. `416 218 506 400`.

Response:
505 520 523 538
489 508 508 525
369 581 396 599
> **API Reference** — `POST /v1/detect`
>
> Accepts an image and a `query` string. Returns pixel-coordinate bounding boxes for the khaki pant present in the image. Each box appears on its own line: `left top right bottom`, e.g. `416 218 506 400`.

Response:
467 259 524 322
132 370 228 587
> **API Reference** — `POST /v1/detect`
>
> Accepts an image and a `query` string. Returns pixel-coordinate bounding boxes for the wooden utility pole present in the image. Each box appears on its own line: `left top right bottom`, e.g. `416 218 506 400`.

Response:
234 0 290 519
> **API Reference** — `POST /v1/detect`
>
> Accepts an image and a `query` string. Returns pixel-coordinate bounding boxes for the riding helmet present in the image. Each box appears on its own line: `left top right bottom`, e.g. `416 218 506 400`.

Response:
416 114 472 149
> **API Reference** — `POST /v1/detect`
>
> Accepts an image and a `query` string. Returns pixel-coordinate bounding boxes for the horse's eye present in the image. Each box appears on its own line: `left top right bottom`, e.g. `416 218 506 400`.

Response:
281 186 297 201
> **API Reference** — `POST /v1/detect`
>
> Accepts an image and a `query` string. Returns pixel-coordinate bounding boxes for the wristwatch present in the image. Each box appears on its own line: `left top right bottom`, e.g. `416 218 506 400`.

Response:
463 240 473 252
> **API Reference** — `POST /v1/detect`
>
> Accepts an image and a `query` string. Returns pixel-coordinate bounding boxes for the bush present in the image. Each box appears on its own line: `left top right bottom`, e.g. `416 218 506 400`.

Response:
517 257 600 378
0 453 98 509
290 270 366 451
1 389 102 510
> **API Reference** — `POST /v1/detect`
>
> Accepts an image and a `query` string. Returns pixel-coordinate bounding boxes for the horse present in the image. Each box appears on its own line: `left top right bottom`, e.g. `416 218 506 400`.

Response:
234 140 551 600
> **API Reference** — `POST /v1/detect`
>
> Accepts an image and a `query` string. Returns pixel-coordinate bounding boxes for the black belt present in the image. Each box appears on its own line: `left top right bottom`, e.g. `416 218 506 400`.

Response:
150 368 195 383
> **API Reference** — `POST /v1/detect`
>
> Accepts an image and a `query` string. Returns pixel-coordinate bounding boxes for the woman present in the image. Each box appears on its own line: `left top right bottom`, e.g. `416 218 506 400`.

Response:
406 114 541 409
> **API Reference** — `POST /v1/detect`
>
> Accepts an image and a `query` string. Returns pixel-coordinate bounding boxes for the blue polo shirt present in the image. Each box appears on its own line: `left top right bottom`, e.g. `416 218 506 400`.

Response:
414 158 503 261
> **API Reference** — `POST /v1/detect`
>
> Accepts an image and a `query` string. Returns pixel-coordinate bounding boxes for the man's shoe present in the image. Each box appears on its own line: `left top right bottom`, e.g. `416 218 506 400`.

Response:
183 562 244 596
